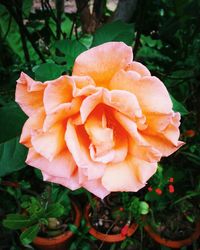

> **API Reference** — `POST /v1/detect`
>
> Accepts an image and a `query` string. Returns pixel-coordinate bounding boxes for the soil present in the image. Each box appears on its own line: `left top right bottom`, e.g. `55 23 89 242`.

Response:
151 207 200 240
88 196 133 235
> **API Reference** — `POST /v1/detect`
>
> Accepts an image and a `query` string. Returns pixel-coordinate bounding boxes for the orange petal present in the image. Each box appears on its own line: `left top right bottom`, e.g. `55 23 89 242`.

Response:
110 70 173 113
145 112 182 146
71 75 97 97
43 76 73 114
43 98 82 131
15 72 46 116
85 110 114 162
42 170 80 190
71 75 95 89
80 88 142 123
65 119 106 180
102 155 157 192
83 179 110 199
31 123 66 161
73 42 133 87
114 111 161 162
20 108 45 147
26 147 76 178
125 61 151 77
142 133 184 157
128 138 162 163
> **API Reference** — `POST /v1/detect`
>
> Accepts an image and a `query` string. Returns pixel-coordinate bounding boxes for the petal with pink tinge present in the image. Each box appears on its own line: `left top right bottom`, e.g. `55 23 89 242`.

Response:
26 147 76 178
15 72 46 116
73 42 133 87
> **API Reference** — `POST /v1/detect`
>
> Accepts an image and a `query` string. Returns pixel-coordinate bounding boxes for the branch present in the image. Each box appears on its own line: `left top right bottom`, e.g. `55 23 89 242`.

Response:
1 1 45 62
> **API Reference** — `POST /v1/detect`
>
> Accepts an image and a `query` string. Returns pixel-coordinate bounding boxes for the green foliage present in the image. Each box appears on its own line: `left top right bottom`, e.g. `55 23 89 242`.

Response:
0 103 27 143
0 137 27 177
3 214 34 229
170 95 189 116
32 63 66 81
3 185 71 245
0 103 28 177
92 20 134 47
20 224 40 245
54 39 87 71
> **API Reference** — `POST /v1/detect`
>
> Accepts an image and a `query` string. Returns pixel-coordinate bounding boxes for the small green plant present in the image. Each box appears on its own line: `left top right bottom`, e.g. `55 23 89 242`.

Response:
3 185 72 245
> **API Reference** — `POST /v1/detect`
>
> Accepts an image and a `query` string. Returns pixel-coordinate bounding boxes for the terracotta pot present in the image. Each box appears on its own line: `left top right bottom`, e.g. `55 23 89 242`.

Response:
144 220 200 248
84 203 138 243
33 201 81 250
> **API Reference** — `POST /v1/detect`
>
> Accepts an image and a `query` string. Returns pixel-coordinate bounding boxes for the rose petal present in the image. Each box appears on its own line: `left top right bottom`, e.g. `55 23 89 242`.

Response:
42 170 80 190
143 112 182 146
110 70 173 113
43 98 82 131
125 61 151 77
73 42 133 87
26 147 76 178
87 112 128 164
80 88 142 123
15 72 46 116
31 123 66 161
20 108 45 147
142 133 184 157
65 119 106 180
43 76 73 114
102 156 158 192
71 75 96 89
85 109 115 162
114 111 161 162
83 179 110 199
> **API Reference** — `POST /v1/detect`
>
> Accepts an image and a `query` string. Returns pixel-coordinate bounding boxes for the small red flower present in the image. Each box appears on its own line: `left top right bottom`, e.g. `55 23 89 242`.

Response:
121 224 129 237
155 188 162 195
169 177 174 183
148 186 153 192
168 184 175 193
119 207 124 211
184 129 196 137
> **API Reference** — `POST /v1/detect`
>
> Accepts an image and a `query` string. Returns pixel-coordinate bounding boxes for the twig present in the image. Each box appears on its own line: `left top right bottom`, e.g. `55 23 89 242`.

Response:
98 219 119 250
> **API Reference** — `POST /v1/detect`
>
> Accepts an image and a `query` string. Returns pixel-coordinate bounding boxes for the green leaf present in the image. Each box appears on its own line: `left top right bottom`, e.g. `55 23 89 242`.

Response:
34 169 43 180
170 95 189 115
92 20 134 46
68 224 78 234
54 39 87 70
22 0 33 17
61 16 73 36
20 224 40 245
33 63 66 81
3 214 33 229
46 203 65 218
0 137 27 177
0 103 27 143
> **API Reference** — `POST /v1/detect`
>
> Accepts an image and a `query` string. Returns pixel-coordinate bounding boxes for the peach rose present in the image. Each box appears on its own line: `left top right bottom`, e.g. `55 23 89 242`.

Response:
16 42 183 199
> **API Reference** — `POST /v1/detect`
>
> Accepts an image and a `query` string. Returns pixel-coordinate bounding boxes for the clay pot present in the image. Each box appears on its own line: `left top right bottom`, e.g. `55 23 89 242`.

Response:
144 220 200 248
33 201 81 250
84 203 138 243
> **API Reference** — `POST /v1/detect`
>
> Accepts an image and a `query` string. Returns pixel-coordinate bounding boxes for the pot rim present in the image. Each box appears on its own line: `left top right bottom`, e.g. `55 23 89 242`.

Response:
144 219 200 248
84 202 138 243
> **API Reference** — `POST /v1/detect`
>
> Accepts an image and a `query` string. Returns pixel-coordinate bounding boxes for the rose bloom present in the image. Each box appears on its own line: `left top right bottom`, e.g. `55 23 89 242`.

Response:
16 42 183 199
